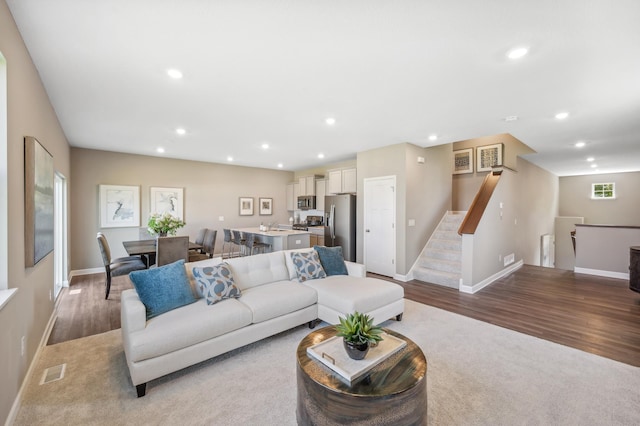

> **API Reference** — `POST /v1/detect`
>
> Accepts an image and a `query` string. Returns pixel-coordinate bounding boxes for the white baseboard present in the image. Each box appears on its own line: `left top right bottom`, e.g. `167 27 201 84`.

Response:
574 267 629 280
70 267 103 278
6 293 60 426
460 260 524 294
394 272 412 282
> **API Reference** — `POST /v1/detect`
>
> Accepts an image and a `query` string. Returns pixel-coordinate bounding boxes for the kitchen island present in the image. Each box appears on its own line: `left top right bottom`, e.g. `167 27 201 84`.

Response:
234 227 311 252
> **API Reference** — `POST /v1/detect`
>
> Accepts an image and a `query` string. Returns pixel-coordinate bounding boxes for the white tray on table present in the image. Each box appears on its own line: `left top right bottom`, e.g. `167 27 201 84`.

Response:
306 332 406 383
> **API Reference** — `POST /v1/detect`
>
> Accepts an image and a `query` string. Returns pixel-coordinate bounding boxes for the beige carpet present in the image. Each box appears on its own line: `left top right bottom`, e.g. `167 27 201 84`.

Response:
14 300 640 425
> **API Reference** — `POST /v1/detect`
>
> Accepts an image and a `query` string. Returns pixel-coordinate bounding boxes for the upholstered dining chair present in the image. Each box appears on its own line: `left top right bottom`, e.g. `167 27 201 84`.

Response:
193 228 208 252
96 232 146 299
189 229 217 261
156 236 190 267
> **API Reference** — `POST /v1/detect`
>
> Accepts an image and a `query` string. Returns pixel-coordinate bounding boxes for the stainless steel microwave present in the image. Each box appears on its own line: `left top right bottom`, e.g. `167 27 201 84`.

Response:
297 195 316 210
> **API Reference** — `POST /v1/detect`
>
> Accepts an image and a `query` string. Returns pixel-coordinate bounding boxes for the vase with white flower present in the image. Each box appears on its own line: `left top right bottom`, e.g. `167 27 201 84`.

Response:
147 212 185 237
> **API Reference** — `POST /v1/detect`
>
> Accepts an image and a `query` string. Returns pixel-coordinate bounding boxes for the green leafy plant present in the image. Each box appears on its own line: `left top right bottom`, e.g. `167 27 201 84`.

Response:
147 212 185 236
335 311 383 345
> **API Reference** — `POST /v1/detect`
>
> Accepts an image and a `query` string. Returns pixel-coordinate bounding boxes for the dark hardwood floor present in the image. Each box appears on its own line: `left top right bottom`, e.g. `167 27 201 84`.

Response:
49 265 640 367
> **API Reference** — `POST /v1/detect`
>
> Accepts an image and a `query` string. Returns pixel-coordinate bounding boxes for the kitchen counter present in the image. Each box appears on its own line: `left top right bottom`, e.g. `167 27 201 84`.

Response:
234 227 311 251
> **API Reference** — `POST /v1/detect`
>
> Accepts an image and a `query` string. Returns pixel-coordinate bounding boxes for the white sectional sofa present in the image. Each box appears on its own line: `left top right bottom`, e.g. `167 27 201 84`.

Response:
121 248 404 397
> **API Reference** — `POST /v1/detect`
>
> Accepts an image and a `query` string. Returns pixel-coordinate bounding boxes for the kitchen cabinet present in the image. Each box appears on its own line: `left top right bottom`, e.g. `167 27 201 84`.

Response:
327 168 356 195
298 175 323 196
286 183 295 211
310 234 318 246
315 179 326 211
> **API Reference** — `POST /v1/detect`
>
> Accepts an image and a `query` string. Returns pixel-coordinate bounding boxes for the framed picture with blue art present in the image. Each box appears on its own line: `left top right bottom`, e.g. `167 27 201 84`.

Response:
99 184 140 228
24 136 54 267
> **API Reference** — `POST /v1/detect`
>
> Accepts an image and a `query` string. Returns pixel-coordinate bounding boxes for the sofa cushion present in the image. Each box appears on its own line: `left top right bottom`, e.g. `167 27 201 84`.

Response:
129 259 197 320
184 257 223 297
313 245 348 276
192 263 241 305
304 276 404 314
127 298 253 362
283 247 315 280
238 280 318 323
290 251 326 282
225 251 289 290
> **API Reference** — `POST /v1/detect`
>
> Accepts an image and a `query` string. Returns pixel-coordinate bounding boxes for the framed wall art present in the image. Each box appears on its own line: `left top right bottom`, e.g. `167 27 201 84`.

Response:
259 198 273 215
239 197 254 216
476 143 503 172
24 136 54 267
99 184 140 228
150 187 184 220
452 148 473 174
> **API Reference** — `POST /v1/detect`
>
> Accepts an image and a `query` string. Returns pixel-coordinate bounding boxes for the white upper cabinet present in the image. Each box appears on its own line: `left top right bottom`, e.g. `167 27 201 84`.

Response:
315 179 326 211
326 168 356 194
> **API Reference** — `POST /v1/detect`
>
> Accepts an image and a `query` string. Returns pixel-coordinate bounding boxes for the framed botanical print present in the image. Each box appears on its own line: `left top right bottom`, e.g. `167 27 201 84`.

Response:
239 197 254 216
259 198 273 215
99 184 140 228
452 148 473 174
476 143 503 172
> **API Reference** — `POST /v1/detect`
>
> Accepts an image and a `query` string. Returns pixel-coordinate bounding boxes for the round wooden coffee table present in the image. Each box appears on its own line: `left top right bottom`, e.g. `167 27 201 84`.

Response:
296 326 427 425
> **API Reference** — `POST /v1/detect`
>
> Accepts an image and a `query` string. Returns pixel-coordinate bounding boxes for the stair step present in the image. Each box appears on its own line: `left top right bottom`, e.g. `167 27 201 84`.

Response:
428 238 462 251
432 230 461 241
420 257 461 273
424 248 461 262
413 267 460 288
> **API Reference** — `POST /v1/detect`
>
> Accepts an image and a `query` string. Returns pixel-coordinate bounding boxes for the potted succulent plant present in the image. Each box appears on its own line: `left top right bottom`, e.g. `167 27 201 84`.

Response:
147 212 185 237
335 311 384 360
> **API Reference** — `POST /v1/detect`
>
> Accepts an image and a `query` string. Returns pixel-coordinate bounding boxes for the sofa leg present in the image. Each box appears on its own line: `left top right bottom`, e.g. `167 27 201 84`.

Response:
308 319 319 329
136 383 147 397
396 313 403 321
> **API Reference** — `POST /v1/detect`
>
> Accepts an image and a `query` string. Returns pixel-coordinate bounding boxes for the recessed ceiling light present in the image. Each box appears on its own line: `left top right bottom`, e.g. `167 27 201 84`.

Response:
318 153 325 159
586 157 595 162
591 164 598 168
277 163 283 168
175 128 186 135
167 69 183 79
507 47 529 60
157 147 165 153
575 141 586 148
227 156 233 162
325 117 336 126
261 143 269 150
504 115 518 122
428 134 438 141
555 112 569 120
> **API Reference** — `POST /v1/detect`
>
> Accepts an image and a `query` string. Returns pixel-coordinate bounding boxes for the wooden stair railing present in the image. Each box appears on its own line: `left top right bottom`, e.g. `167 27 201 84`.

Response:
458 167 503 236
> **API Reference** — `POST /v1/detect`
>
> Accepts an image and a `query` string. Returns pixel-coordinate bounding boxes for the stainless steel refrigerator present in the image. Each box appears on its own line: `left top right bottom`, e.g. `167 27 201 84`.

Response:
324 194 356 261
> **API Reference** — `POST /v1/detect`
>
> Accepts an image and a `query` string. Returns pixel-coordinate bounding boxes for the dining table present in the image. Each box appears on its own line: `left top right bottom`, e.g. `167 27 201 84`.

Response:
123 238 203 268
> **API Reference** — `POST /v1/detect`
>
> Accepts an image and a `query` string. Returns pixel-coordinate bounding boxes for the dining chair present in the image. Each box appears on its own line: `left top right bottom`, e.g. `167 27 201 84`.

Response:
156 236 189 267
96 232 146 299
189 229 217 261
194 228 208 252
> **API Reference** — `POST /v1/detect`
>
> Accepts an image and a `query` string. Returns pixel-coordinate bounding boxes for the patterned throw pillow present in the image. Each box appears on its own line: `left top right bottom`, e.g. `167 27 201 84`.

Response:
192 263 241 305
290 251 326 283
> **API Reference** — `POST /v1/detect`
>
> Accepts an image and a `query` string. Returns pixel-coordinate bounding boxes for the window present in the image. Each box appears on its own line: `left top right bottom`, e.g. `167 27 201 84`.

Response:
591 183 615 199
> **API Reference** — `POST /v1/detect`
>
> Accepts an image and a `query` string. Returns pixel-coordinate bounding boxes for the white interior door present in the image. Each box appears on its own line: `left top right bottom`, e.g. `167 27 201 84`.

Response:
364 176 396 277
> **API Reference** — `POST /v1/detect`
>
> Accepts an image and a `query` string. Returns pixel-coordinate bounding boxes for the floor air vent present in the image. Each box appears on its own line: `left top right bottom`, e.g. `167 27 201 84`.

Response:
40 363 66 385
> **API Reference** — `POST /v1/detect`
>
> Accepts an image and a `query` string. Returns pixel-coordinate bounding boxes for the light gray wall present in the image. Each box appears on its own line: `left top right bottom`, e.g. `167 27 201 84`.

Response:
575 225 640 275
71 148 294 270
0 1 71 421
559 171 640 226
515 157 559 266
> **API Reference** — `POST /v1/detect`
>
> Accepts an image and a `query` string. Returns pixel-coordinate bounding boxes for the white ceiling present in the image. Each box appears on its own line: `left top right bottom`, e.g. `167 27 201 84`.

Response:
6 0 640 176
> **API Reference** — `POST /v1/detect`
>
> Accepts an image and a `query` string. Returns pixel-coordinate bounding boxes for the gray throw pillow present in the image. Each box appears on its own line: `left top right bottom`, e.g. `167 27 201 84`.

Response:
192 263 241 305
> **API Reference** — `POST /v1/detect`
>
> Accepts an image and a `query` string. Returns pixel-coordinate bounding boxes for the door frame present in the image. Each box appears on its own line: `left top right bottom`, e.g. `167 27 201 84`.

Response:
363 175 396 277
54 172 68 298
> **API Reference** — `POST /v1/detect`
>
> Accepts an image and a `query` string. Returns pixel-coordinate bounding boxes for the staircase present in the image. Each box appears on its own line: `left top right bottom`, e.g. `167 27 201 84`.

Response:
412 211 465 289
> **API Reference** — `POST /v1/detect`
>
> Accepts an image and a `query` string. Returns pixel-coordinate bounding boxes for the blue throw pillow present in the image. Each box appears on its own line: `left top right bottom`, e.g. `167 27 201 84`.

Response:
313 245 348 276
129 259 197 320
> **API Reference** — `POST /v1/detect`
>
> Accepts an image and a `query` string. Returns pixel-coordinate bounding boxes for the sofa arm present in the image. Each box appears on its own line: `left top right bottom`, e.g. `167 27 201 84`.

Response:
345 261 366 278
121 289 147 334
